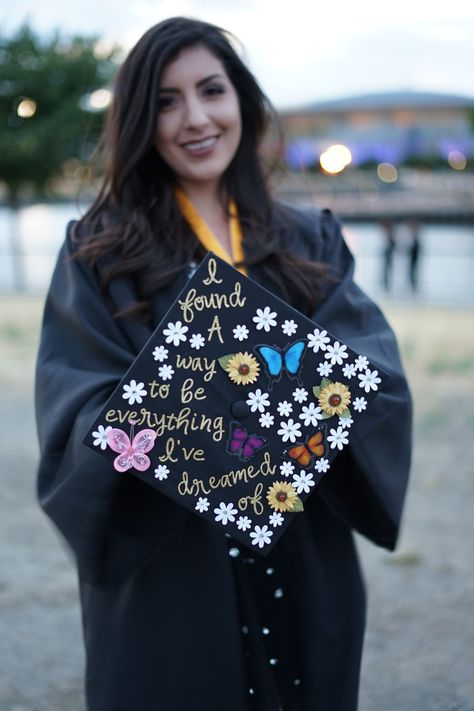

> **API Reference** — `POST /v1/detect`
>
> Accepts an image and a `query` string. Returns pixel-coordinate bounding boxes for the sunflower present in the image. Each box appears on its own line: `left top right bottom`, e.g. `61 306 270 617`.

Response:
226 352 260 385
267 481 298 512
318 381 351 416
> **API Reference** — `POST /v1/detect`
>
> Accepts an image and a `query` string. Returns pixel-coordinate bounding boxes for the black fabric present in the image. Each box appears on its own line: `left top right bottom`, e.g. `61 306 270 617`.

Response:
226 533 303 710
35 206 412 711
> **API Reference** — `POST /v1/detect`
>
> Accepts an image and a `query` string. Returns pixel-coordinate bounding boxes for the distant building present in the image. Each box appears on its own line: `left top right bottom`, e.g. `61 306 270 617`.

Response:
279 91 474 169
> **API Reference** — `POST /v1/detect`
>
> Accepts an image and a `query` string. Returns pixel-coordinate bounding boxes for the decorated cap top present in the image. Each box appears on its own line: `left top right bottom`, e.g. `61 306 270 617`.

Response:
85 254 385 554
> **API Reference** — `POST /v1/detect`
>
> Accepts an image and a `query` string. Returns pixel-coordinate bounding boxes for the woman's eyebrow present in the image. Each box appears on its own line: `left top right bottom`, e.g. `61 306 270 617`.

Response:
158 73 225 93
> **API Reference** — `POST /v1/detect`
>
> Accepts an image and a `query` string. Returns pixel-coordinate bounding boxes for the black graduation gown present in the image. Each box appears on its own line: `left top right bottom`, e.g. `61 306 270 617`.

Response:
35 206 412 711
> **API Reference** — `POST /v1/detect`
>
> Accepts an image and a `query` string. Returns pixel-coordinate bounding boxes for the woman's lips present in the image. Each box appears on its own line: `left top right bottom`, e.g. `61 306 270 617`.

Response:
181 135 219 155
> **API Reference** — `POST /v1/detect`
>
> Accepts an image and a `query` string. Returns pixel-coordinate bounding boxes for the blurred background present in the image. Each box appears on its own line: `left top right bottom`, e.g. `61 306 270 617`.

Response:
1 2 473 710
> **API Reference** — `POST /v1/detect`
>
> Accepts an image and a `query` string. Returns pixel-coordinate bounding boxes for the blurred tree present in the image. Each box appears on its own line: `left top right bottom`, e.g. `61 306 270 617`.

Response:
0 22 120 287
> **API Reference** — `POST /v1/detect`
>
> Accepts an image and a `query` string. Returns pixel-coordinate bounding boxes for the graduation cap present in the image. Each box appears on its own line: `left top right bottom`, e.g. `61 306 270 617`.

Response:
84 254 386 555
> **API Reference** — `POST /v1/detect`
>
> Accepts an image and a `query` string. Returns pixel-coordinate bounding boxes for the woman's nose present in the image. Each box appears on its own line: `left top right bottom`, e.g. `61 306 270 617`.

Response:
183 96 209 128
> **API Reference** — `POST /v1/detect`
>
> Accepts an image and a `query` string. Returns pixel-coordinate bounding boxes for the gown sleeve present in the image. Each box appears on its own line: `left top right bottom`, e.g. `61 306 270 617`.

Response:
308 209 412 550
35 222 186 585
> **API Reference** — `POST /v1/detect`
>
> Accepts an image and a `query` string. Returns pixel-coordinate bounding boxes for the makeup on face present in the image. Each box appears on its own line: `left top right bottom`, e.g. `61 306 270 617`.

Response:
154 46 242 194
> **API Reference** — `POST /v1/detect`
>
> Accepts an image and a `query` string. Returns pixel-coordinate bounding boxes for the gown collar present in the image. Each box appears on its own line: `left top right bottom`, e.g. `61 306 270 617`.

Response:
175 187 247 276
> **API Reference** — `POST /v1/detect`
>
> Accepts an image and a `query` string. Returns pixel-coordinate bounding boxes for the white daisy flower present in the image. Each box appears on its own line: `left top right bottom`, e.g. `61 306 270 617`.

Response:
277 419 302 443
92 424 112 450
189 333 205 350
325 341 348 365
158 364 174 381
293 387 308 404
282 319 297 336
315 458 330 473
292 470 315 494
353 396 368 412
279 461 295 477
250 524 273 548
299 403 323 427
214 502 238 525
317 361 333 377
237 515 252 531
122 379 147 405
163 320 188 346
277 400 293 417
354 355 369 372
338 416 354 429
195 497 210 513
259 412 275 428
253 306 277 332
269 512 284 527
233 324 249 341
246 388 270 413
358 368 381 392
327 426 349 450
152 345 169 362
307 328 330 353
342 363 357 379
154 464 170 481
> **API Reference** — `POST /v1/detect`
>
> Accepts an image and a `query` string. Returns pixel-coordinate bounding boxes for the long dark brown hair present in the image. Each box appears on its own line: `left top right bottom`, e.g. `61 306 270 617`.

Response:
74 17 328 320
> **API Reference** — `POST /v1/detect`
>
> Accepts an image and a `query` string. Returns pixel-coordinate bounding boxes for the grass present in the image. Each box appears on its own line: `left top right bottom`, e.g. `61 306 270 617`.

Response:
427 354 474 375
0 295 45 389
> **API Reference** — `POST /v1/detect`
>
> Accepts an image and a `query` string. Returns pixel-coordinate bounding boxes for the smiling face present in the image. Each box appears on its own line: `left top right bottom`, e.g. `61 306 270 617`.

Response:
154 45 242 195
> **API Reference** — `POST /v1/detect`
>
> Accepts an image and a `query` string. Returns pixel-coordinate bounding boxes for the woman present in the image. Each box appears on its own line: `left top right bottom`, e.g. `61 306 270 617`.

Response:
35 17 412 711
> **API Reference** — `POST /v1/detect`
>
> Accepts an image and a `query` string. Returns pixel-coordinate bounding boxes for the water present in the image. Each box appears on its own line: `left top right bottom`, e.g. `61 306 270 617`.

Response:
344 222 474 304
0 203 473 304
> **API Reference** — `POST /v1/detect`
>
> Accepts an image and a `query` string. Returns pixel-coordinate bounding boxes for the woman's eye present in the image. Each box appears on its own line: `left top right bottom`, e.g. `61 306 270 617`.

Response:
204 84 225 97
157 95 177 111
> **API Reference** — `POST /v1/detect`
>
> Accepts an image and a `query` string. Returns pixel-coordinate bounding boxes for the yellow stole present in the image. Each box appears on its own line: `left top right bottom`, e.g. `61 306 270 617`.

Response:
175 187 248 276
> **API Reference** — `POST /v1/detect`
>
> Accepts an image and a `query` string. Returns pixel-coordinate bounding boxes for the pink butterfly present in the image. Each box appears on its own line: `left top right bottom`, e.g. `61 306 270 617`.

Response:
226 421 268 462
107 420 157 473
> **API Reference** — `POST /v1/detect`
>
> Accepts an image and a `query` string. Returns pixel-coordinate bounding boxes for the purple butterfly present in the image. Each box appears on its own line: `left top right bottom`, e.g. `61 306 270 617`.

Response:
226 421 268 462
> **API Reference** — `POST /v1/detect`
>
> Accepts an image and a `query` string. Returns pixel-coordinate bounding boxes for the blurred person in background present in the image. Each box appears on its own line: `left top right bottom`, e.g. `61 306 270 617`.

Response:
407 218 422 293
381 218 397 292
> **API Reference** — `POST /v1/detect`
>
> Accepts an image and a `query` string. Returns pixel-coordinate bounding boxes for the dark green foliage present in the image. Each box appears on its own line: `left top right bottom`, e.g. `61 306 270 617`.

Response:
0 22 120 205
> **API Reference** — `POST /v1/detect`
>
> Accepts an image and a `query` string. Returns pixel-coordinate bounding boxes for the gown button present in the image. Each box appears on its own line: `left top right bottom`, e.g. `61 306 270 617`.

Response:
266 568 274 575
229 547 240 558
294 678 302 686
231 401 250 418
274 588 284 598
269 658 279 665
262 627 270 635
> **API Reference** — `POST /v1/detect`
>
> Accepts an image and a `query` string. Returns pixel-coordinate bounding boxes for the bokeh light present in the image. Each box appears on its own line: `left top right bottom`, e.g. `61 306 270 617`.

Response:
79 88 112 112
377 162 398 182
447 150 467 170
319 144 352 174
17 98 37 118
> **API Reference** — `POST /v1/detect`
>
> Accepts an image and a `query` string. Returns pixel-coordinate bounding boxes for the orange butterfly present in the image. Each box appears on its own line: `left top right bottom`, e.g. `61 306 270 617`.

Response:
285 431 325 469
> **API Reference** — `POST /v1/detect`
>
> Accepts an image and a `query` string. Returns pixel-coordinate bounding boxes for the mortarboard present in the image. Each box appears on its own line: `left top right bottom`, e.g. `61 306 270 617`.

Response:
84 254 386 555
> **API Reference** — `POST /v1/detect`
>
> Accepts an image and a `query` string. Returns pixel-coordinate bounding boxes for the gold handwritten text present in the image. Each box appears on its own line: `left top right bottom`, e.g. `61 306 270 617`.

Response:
175 356 216 383
178 283 246 323
177 452 276 497
105 407 224 441
202 257 223 286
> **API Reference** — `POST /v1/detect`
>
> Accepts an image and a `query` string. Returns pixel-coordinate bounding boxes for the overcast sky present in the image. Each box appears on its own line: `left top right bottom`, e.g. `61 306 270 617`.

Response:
3 0 474 109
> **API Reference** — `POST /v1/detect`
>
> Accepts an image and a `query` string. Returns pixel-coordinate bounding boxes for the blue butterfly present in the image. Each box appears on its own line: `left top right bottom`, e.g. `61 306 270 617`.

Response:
254 340 306 390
